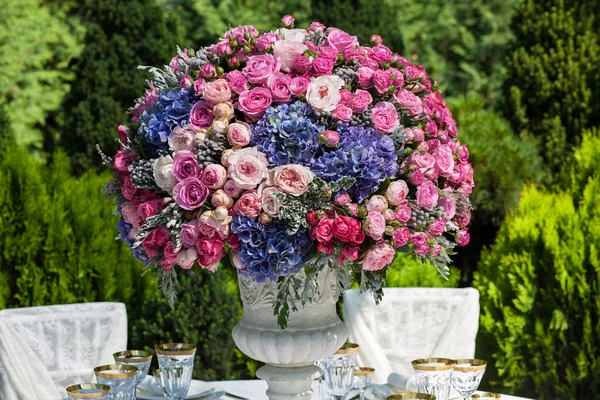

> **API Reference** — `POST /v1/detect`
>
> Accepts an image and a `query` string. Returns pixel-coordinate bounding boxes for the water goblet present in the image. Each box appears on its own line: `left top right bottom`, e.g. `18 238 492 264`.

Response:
66 384 111 399
354 367 375 400
451 359 487 400
155 343 196 400
387 393 437 400
412 358 456 400
113 350 153 395
325 343 360 400
315 359 330 400
94 365 138 399
471 393 501 399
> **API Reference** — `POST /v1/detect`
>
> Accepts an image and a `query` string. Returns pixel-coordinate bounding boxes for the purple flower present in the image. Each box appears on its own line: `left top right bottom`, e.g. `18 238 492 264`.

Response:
173 177 210 210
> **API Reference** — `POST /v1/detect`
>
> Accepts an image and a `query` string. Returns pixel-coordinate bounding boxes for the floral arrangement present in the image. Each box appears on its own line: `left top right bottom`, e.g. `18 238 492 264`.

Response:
103 15 473 327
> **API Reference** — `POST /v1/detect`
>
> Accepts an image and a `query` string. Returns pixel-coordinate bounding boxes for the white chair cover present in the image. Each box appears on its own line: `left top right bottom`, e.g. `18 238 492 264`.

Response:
343 288 480 384
0 302 128 400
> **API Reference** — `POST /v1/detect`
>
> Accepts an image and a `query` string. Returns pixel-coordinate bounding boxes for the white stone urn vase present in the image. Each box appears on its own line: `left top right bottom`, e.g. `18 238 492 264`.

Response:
232 267 348 400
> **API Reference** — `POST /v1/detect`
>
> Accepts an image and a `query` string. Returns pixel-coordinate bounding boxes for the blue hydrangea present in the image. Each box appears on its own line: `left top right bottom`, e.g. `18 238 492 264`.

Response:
312 125 398 203
251 101 324 167
231 216 313 282
117 218 148 263
138 87 196 153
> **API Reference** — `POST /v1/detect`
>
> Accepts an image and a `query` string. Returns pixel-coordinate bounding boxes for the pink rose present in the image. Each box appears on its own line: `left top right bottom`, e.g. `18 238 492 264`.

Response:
370 34 383 46
327 29 358 52
289 76 310 95
234 191 262 217
366 195 388 213
227 122 252 146
255 33 281 52
273 164 314 196
173 177 210 210
269 74 292 102
372 102 400 133
226 71 248 94
394 89 423 115
433 145 455 177
425 120 438 137
339 244 359 264
428 139 441 149
221 149 234 167
180 75 193 88
227 147 269 189
352 89 373 113
176 247 198 269
312 57 334 76
437 197 456 220
318 241 334 255
199 64 216 78
428 219 446 236
231 250 245 270
456 210 471 228
395 206 411 224
457 229 470 246
196 236 225 268
410 171 425 186
211 189 234 209
260 186 282 217
273 40 308 73
201 164 227 189
344 47 360 61
333 216 364 244
242 54 281 85
392 227 410 247
306 210 320 226
281 14 295 28
356 67 375 88
332 104 352 122
122 202 142 228
172 150 201 181
113 151 131 172
137 199 163 221
203 79 231 104
387 68 404 87
212 41 232 57
312 218 333 242
161 242 177 270
181 219 199 248
142 226 170 258
334 192 351 205
339 89 353 106
189 100 214 129
198 211 229 239
293 56 311 74
410 232 430 255
168 124 196 152
346 203 359 216
194 78 206 95
408 152 435 175
224 179 243 198
117 124 128 141
362 242 395 271
318 46 339 60
237 88 272 120
385 180 409 206
457 143 469 163
364 211 386 241
371 44 393 65
416 181 439 210
383 209 396 222
373 70 392 94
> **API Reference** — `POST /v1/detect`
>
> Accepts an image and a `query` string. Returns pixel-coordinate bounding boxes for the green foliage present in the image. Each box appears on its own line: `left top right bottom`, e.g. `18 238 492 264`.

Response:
0 142 154 310
55 0 181 173
0 0 82 150
474 130 600 399
503 0 600 173
386 254 460 288
130 266 255 380
395 0 517 101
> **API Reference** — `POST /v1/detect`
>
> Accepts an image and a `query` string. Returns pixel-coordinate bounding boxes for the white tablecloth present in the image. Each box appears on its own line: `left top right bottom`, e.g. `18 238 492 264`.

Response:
211 380 533 400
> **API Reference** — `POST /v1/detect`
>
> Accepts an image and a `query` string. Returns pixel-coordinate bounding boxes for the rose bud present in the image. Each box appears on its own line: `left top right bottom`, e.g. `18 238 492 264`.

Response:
214 206 230 221
318 130 340 147
281 15 295 29
211 189 234 209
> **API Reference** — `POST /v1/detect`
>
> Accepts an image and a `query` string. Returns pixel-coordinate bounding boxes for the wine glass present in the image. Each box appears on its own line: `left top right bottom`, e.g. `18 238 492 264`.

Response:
451 359 487 400
155 343 196 400
315 359 330 399
94 364 138 399
412 358 456 400
324 343 359 400
66 384 111 399
353 367 375 400
113 350 153 396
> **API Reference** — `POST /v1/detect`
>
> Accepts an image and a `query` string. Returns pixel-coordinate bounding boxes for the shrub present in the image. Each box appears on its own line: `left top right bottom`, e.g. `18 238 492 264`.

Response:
386 254 460 288
474 130 600 398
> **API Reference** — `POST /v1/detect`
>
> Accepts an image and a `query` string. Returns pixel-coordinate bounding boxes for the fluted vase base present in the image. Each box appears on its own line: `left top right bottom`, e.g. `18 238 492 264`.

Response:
256 365 321 400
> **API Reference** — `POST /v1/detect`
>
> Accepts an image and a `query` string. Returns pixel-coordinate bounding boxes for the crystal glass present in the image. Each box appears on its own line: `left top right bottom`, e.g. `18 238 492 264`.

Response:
452 359 487 400
471 393 501 399
353 367 375 400
113 350 153 391
412 358 456 400
155 343 196 400
325 343 359 400
315 359 330 400
94 365 138 399
66 384 111 399
387 393 437 400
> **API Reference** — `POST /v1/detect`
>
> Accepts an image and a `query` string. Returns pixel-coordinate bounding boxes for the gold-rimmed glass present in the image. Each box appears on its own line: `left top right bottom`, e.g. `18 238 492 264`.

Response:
114 350 153 389
452 359 487 400
387 393 437 400
471 393 501 399
324 343 360 400
155 343 196 400
66 384 111 399
412 358 455 400
94 364 138 399
354 367 375 400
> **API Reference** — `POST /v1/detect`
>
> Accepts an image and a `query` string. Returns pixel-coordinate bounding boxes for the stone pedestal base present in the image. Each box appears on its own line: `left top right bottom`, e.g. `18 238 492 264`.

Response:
256 365 321 400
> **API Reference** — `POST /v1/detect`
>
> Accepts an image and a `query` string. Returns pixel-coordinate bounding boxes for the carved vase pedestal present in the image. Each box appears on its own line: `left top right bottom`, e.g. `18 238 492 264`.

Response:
232 268 347 400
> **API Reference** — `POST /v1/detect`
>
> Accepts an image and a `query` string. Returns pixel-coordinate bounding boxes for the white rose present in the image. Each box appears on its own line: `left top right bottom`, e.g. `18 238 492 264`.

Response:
277 28 306 42
153 155 176 192
273 164 314 196
273 40 308 73
177 247 197 269
306 75 345 112
211 118 228 134
260 186 282 217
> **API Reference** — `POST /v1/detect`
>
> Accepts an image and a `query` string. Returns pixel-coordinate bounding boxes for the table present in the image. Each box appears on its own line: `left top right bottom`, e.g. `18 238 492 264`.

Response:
212 380 534 400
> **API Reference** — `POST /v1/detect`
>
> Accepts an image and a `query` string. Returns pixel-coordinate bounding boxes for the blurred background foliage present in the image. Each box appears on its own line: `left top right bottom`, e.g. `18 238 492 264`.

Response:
0 0 598 397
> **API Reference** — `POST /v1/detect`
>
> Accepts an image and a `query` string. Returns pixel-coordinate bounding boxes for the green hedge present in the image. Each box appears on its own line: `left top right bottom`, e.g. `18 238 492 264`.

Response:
386 254 460 288
474 130 600 398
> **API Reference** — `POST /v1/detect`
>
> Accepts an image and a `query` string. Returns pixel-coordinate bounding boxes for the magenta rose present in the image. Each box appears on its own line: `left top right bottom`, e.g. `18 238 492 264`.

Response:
364 211 386 241
199 63 216 78
339 89 353 107
293 56 311 74
394 89 423 115
201 164 227 189
457 143 469 163
334 192 352 205
255 33 281 52
362 242 396 271
313 218 333 243
281 14 295 28
373 70 392 94
352 89 373 113
372 102 400 133
427 219 446 236
172 150 201 181
312 57 334 76
344 47 360 61
425 120 438 137
203 79 231 104
242 54 281 85
273 40 308 73
356 67 375 88
237 87 272 120
113 151 131 172
385 180 409 206
332 104 352 122
180 219 199 248
410 171 425 186
161 242 177 270
395 205 411 224
194 78 206 95
437 196 456 220
138 199 163 221
457 229 470 246
196 236 225 268
289 76 309 95
387 68 404 87
416 181 439 210
226 70 248 94
173 177 210 210
318 46 339 60
142 226 170 258
189 100 214 129
268 74 292 102
392 227 410 247
371 44 393 65
433 145 455 177
408 151 435 175
234 190 262 218
410 232 430 255
327 29 358 52
227 122 252 146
